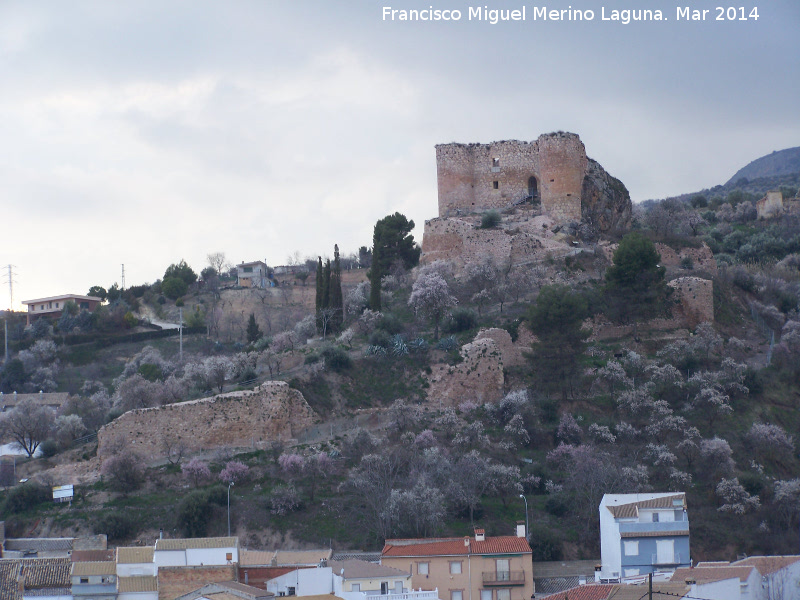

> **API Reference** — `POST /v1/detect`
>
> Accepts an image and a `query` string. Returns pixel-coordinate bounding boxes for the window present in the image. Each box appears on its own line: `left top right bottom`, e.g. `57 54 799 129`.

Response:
623 541 639 556
492 158 500 167
496 559 510 580
496 590 510 600
480 591 492 600
492 181 499 190
418 562 429 575
244 266 253 273
288 587 296 596
381 582 389 594
80 577 89 584
55 303 59 308
652 512 660 522
352 584 361 592
450 561 462 575
624 568 639 578
226 552 233 561
451 591 463 600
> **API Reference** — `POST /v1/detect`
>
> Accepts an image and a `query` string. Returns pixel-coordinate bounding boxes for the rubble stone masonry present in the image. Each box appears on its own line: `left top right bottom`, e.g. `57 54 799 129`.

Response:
97 382 316 462
436 132 587 222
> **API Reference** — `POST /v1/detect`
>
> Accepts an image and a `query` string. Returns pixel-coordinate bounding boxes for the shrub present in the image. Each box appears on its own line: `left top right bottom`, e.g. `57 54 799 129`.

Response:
269 484 302 515
101 453 145 493
93 512 138 541
544 494 569 517
3 482 50 514
177 490 215 537
219 461 249 484
437 335 459 352
321 346 352 372
38 439 59 458
480 210 501 229
368 329 391 348
376 313 404 335
444 308 477 333
304 353 321 365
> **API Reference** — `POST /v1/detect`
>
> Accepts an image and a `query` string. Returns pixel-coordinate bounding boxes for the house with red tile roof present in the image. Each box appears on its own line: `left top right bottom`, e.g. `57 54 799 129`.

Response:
381 528 533 600
671 564 761 600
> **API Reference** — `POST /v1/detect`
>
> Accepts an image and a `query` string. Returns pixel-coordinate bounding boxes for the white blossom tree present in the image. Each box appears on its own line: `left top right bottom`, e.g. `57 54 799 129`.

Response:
408 272 457 340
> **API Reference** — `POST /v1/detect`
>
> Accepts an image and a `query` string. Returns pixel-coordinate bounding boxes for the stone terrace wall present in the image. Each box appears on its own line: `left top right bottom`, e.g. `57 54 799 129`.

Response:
436 132 586 223
97 382 316 462
655 242 718 276
668 276 714 328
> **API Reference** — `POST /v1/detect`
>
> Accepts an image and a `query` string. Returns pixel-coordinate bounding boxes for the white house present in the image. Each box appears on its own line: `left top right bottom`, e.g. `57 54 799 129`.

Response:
672 564 762 600
116 547 156 577
153 536 239 568
266 560 436 600
237 261 270 288
733 556 800 600
71 561 117 600
598 493 691 582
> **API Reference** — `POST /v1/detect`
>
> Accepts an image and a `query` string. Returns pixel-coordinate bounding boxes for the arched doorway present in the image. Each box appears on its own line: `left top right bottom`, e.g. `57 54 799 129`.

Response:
528 176 539 200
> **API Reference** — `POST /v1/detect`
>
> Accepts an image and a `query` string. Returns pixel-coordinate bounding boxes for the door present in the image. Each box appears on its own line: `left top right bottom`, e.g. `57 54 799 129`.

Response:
496 559 510 581
656 539 674 565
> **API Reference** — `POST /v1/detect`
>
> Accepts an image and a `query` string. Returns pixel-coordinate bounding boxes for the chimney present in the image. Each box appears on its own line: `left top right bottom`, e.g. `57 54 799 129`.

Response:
463 537 470 547
474 528 485 542
515 522 525 539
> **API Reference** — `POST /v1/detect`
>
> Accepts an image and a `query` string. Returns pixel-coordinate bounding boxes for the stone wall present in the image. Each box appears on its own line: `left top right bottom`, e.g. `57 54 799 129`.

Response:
426 338 504 406
97 382 316 463
757 190 784 220
668 276 714 328
655 242 718 276
475 328 524 367
436 132 587 222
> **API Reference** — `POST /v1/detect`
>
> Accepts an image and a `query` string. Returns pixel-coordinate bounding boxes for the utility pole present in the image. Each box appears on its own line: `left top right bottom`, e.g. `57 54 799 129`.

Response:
178 307 183 362
648 572 653 600
121 264 126 291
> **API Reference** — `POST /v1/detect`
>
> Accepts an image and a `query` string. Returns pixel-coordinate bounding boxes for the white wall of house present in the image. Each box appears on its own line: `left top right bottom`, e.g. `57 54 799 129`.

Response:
765 562 800 600
267 566 334 596
691 577 741 600
117 562 157 577
118 593 158 600
333 575 409 595
23 594 72 600
153 546 236 568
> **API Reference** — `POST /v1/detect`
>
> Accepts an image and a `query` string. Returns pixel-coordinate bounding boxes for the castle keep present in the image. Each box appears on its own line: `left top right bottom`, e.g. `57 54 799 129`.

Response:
436 132 588 222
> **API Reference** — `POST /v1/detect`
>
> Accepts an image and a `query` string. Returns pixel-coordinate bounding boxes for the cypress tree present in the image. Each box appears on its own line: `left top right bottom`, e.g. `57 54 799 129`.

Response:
330 244 344 333
315 257 324 333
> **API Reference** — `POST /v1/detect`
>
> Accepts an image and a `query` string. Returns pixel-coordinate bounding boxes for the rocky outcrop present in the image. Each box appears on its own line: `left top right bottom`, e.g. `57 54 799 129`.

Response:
475 327 524 367
581 158 633 233
97 381 317 462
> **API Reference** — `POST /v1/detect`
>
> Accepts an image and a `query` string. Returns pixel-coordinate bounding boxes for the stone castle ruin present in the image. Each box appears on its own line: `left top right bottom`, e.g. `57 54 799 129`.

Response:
421 133 632 272
434 132 632 230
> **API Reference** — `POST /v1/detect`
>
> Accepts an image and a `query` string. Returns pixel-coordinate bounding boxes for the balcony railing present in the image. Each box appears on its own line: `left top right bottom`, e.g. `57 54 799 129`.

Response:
651 552 684 566
482 572 525 585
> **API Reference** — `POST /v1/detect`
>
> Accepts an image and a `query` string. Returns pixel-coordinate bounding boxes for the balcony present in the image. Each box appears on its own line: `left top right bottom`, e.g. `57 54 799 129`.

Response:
651 552 685 566
618 521 689 537
482 572 525 586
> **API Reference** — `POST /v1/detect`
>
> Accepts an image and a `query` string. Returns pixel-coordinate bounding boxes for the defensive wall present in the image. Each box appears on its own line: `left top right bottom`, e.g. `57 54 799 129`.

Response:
97 382 317 463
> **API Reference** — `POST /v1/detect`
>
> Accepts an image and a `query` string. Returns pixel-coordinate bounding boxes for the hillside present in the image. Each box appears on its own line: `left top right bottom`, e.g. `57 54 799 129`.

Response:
727 146 800 185
1 180 799 564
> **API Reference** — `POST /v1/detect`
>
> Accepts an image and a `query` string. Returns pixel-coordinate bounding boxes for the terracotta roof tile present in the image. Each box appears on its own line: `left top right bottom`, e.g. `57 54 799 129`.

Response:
119 576 158 593
72 561 117 576
156 537 237 551
672 566 755 584
21 558 72 588
606 494 686 519
733 555 800 575
537 584 616 600
71 550 115 562
382 536 530 557
117 546 155 564
0 560 22 600
328 559 409 579
606 582 689 599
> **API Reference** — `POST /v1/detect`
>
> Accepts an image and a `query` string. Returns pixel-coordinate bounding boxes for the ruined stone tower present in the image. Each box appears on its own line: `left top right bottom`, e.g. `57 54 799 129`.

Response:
436 132 588 223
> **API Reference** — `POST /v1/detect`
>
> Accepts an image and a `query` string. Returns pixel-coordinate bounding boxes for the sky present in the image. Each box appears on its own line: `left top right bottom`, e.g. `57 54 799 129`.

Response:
1 0 799 309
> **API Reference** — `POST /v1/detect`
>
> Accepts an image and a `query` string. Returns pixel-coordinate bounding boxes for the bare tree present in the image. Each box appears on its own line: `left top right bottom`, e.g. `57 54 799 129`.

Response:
0 399 55 457
161 433 188 466
207 252 229 276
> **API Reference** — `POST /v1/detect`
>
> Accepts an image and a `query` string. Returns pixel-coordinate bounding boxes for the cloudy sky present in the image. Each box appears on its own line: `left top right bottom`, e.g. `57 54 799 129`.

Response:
2 0 799 308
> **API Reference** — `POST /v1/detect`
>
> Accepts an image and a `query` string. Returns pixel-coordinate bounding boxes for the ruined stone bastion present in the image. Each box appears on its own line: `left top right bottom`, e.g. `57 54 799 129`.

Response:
97 381 316 463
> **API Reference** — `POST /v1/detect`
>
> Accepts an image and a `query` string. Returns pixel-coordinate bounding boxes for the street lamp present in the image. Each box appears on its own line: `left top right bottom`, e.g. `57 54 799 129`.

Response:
227 481 235 536
519 494 529 539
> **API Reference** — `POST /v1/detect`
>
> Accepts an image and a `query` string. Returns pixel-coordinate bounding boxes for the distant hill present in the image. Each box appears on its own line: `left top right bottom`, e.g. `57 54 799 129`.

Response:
727 146 800 185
